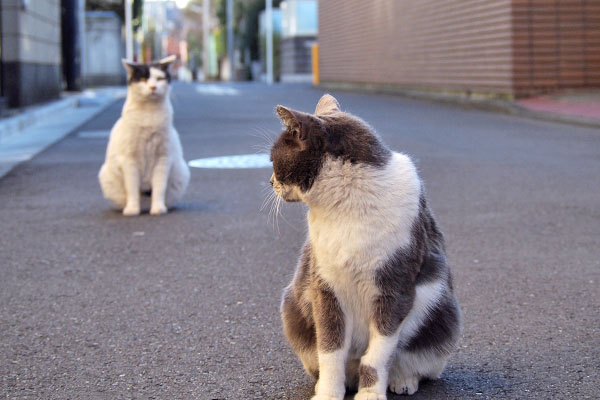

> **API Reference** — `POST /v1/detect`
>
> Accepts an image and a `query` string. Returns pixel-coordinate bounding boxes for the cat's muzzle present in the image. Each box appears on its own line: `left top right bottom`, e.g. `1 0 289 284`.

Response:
270 173 300 202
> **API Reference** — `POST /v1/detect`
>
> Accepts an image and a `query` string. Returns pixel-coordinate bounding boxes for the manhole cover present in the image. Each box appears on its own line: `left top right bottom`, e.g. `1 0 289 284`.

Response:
188 154 271 169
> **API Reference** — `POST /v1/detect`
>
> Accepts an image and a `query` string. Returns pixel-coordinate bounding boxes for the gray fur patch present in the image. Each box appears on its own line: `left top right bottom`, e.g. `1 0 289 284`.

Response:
414 193 449 286
373 251 418 336
372 192 454 336
314 281 345 352
403 292 461 354
281 288 316 353
319 113 391 168
359 364 378 388
281 244 316 354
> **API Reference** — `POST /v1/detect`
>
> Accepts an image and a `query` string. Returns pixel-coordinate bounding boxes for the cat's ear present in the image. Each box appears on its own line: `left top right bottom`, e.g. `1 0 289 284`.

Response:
315 94 340 115
157 55 177 70
121 59 142 77
276 105 301 129
276 106 316 141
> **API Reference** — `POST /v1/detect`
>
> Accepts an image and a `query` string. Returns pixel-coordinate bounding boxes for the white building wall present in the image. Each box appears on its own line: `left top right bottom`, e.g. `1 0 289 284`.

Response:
84 11 125 86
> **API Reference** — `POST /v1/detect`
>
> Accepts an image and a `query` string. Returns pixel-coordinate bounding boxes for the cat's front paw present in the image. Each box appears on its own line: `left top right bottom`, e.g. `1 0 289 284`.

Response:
355 390 386 400
389 375 419 395
150 203 167 216
123 204 140 216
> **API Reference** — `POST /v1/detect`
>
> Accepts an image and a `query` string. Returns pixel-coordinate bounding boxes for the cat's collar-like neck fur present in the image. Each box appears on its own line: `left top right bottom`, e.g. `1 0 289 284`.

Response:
304 153 421 223
123 92 173 115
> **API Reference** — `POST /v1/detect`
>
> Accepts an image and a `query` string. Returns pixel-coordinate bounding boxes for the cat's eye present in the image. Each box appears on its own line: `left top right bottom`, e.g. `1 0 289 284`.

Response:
156 77 165 81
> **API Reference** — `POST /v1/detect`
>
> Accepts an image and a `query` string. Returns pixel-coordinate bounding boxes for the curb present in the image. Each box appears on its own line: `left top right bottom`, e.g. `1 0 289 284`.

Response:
507 105 600 129
0 97 79 144
0 87 126 179
318 83 600 130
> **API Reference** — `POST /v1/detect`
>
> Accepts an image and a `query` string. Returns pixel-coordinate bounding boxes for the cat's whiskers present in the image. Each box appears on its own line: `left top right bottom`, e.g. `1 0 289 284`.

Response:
268 196 275 220
250 127 276 155
273 196 285 234
260 184 302 233
251 126 275 141
252 144 272 155
274 194 283 232
260 186 276 212
262 188 281 234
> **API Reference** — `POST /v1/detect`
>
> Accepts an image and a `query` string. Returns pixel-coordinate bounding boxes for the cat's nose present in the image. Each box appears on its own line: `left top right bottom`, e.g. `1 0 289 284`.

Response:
150 86 156 91
270 173 275 186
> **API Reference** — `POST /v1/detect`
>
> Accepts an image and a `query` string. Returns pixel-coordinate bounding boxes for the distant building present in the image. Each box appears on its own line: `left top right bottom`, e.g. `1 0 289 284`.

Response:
319 0 600 98
280 0 317 83
0 0 62 108
84 11 126 87
144 0 186 62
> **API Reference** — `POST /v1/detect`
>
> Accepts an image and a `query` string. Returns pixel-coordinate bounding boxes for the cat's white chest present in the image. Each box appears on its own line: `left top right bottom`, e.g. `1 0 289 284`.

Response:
309 216 382 290
310 219 355 270
309 223 374 359
308 211 399 275
139 111 170 130
309 215 380 339
124 107 170 144
112 108 173 189
126 111 170 139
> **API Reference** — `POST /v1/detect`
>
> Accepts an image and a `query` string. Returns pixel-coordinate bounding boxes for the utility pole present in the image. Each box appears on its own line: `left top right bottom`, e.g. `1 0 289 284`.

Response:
265 0 273 85
203 0 210 81
226 0 234 81
125 0 133 60
61 0 82 91
78 0 85 85
190 2 211 81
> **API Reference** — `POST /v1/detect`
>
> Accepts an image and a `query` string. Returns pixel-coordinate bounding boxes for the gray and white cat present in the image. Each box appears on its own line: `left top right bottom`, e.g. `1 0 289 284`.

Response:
270 95 462 399
99 56 190 216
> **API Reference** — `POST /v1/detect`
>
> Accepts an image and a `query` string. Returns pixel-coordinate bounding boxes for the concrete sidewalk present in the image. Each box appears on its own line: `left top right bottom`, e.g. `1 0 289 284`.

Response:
320 82 600 130
515 90 600 128
0 87 125 179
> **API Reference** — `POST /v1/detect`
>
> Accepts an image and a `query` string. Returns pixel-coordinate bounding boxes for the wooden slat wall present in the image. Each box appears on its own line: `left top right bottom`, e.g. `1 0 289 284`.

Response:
319 0 600 97
512 0 600 96
319 0 515 95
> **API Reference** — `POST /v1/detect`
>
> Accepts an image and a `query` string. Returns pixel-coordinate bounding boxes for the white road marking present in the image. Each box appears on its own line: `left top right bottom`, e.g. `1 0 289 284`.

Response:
195 84 240 96
188 153 271 169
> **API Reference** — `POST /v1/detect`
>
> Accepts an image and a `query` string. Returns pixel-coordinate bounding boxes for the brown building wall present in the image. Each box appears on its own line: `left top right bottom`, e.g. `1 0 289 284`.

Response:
512 0 600 96
319 0 600 98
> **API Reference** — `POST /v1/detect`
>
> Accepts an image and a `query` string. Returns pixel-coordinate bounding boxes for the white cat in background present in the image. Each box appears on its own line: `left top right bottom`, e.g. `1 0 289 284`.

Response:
99 56 190 216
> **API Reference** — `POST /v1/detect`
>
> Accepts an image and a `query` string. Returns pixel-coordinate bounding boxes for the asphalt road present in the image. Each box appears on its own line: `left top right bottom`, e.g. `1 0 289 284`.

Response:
1 82 598 400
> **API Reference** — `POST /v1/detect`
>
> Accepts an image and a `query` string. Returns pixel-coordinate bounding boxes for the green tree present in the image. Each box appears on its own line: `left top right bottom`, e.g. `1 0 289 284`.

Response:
243 0 281 61
215 0 250 58
86 0 144 31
